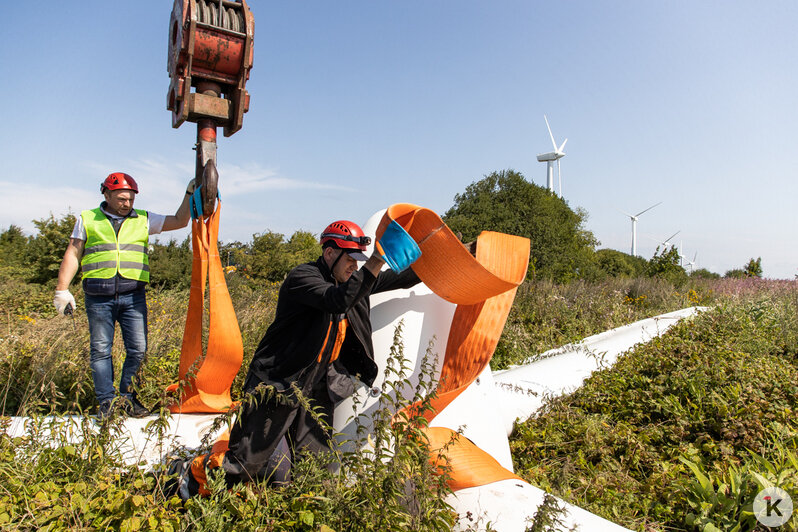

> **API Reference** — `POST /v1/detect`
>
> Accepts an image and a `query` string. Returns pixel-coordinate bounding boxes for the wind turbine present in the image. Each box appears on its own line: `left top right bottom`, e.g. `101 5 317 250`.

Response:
536 115 567 196
658 230 680 250
685 251 698 274
620 202 661 256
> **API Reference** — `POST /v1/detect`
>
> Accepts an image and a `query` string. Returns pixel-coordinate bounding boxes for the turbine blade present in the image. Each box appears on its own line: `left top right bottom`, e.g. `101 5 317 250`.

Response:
559 138 568 152
665 230 680 243
557 159 562 196
544 115 557 151
636 201 662 217
617 208 635 219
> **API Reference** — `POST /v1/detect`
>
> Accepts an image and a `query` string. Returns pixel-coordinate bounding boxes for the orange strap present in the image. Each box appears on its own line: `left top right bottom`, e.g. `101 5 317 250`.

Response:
378 204 530 490
191 429 231 496
315 318 347 363
166 203 244 413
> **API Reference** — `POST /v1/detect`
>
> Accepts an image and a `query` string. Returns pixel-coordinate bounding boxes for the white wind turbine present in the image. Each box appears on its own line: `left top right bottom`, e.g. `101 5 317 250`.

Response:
658 230 680 250
685 251 698 274
620 202 661 256
536 115 567 196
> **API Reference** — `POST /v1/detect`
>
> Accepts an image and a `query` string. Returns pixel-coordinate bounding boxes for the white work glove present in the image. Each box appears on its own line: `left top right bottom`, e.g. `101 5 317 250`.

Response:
54 290 76 316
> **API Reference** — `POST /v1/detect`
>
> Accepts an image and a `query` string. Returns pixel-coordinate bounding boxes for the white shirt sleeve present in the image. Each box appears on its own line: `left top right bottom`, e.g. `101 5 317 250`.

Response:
70 217 87 241
147 212 167 235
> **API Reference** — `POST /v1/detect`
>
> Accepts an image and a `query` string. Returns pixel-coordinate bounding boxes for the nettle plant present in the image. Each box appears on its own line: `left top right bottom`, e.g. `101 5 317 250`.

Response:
1 324 463 532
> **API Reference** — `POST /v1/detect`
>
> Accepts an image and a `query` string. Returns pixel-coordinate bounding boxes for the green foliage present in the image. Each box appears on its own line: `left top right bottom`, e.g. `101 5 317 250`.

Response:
510 284 798 530
492 277 713 370
0 329 459 531
726 258 763 280
0 224 29 275
691 267 721 280
443 169 598 283
27 213 77 285
646 246 688 287
744 257 763 278
725 268 747 279
240 230 321 282
595 248 647 278
148 237 192 290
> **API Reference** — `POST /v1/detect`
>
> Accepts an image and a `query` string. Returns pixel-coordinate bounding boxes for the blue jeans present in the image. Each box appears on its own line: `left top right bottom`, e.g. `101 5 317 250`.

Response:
85 290 148 404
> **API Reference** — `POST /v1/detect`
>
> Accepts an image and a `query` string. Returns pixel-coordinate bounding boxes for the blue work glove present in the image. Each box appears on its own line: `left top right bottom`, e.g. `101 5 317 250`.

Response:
376 220 421 272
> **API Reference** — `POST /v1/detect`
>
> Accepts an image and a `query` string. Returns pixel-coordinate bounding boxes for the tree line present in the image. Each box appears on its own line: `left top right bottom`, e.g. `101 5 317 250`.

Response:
0 169 763 289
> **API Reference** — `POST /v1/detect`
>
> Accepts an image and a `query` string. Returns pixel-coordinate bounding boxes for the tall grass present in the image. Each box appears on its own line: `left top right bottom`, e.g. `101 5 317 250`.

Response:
2 273 796 530
0 325 463 531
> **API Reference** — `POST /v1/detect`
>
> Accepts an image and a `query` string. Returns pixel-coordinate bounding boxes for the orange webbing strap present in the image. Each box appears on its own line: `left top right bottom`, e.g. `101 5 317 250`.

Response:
191 429 231 496
377 204 529 490
425 427 520 491
166 202 244 413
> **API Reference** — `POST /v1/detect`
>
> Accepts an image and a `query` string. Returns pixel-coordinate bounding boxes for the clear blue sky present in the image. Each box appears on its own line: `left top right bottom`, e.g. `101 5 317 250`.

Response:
1 2 797 278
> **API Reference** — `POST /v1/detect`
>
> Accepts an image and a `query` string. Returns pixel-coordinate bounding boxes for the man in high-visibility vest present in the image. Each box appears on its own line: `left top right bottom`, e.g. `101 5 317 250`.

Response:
53 172 194 419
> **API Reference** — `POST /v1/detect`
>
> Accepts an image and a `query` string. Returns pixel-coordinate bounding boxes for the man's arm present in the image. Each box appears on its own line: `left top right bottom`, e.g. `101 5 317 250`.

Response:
161 180 195 232
56 238 85 291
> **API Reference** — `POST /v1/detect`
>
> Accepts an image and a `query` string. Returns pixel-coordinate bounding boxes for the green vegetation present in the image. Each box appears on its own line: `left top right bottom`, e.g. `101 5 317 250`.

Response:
511 280 798 531
443 169 598 282
0 328 461 531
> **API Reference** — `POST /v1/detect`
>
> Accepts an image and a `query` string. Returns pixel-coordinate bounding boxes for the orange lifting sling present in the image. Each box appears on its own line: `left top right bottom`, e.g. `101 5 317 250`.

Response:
166 202 244 413
192 203 528 491
376 203 530 491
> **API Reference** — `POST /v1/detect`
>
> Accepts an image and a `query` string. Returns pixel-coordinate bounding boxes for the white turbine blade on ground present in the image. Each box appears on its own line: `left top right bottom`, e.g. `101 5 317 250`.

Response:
544 115 558 151
635 201 662 218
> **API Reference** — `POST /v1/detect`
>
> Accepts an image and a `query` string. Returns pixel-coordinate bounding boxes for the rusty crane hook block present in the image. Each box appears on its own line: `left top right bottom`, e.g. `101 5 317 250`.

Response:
167 0 254 214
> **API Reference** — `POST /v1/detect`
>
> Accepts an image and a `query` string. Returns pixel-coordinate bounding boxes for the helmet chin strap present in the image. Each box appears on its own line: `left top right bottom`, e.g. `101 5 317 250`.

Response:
329 248 346 282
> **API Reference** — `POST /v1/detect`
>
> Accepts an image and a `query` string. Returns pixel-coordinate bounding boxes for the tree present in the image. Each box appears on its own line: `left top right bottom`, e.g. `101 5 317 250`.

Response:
27 213 77 284
241 230 321 282
0 225 29 270
744 257 763 278
724 268 746 279
595 248 647 278
148 237 192 289
443 169 598 282
691 268 720 280
646 246 688 286
725 257 763 279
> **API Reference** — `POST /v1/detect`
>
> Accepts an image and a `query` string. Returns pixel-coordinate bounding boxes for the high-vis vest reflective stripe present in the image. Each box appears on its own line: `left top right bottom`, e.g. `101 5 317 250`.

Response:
80 208 150 282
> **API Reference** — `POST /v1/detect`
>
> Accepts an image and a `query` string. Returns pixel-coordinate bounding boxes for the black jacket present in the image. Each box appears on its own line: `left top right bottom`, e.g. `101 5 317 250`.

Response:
245 256 420 392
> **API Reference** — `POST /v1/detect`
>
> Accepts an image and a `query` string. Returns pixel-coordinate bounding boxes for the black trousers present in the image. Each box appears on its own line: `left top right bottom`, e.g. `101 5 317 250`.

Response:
221 380 334 486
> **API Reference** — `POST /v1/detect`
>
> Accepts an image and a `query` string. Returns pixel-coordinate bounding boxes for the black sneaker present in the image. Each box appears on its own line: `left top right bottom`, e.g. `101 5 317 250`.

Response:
97 399 114 421
121 395 152 418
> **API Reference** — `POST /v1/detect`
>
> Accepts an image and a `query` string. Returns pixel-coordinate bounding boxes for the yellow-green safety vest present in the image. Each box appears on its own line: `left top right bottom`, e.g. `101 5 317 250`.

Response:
80 208 150 283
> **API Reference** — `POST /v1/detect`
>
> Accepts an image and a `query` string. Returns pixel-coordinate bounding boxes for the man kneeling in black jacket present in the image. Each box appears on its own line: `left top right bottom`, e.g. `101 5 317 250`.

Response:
170 219 420 498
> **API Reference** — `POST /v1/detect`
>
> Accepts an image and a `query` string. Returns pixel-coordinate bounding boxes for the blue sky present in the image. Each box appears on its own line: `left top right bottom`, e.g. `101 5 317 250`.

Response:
1 2 797 278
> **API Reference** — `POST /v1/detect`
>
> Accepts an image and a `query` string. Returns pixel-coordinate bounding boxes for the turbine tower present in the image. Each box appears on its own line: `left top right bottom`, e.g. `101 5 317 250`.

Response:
685 251 698 274
620 202 661 256
536 115 567 195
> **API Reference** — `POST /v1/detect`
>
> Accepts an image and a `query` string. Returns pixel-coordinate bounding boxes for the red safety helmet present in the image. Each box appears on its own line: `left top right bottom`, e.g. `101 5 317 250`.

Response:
101 172 139 194
320 220 371 260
